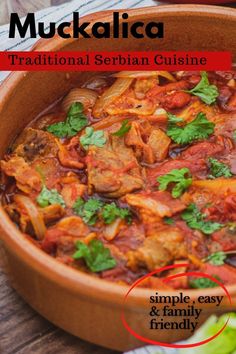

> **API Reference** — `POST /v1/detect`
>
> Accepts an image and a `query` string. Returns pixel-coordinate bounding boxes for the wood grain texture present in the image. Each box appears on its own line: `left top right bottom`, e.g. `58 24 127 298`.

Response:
0 247 119 354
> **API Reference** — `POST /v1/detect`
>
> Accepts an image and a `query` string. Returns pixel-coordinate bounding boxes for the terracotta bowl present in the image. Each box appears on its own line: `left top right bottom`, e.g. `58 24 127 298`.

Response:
0 5 236 352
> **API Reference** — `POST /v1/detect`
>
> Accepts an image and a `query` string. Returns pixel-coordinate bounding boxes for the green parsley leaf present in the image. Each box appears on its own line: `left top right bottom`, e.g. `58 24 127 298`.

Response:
102 202 132 224
157 168 192 198
73 197 103 225
186 71 219 105
37 185 65 208
167 113 184 124
167 112 215 145
47 121 69 138
205 251 226 266
190 275 221 289
80 127 106 150
112 120 131 137
181 203 223 235
47 102 88 138
164 217 174 225
208 157 233 179
73 239 116 272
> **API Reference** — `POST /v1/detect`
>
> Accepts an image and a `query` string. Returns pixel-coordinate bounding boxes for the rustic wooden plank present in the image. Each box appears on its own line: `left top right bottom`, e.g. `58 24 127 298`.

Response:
0 315 54 354
0 257 119 354
16 328 119 354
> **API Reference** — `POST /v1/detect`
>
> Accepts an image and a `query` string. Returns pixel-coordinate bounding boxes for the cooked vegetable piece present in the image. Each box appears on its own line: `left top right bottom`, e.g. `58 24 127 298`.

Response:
47 102 88 138
147 128 171 162
167 112 215 145
208 157 233 179
14 194 46 240
73 239 116 272
80 127 106 149
157 168 192 198
73 197 103 225
93 77 133 118
37 185 65 208
1 156 42 194
125 191 186 219
190 275 221 289
181 203 223 234
205 252 226 266
180 313 236 354
186 71 219 105
112 120 131 137
102 202 132 224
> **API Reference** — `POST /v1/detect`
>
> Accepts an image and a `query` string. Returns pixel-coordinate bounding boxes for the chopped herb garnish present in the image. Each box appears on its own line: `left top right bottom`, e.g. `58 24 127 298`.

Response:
157 168 192 198
80 127 106 150
102 202 132 224
73 197 132 225
47 102 88 138
208 157 233 179
167 112 215 145
190 275 221 289
186 71 219 105
73 239 116 272
181 203 223 235
73 197 103 225
164 217 174 225
37 185 65 208
112 120 131 137
205 251 226 266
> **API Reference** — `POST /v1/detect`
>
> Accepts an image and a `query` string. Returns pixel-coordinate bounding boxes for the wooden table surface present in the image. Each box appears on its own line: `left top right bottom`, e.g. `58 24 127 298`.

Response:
0 246 119 354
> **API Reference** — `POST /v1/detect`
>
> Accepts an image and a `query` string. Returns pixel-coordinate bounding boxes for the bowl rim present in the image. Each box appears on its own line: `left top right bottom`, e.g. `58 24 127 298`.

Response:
1 4 236 309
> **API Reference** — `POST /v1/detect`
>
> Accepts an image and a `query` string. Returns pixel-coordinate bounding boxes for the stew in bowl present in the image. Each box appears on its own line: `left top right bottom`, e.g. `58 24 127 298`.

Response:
1 70 236 290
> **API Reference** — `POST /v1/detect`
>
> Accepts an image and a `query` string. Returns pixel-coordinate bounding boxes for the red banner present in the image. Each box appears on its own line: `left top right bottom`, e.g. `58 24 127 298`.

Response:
1 51 232 71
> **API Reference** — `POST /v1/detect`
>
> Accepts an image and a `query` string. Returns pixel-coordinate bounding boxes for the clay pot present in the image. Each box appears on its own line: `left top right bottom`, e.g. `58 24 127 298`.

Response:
0 5 235 352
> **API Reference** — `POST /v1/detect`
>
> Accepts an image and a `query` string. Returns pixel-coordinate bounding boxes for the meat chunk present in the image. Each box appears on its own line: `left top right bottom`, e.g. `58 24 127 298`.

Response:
87 135 144 197
5 201 65 234
180 138 231 161
53 216 89 237
127 228 187 271
125 191 186 221
41 204 66 224
14 128 59 162
214 112 236 138
162 91 191 110
61 182 86 208
146 159 207 186
58 136 84 169
1 156 42 194
41 216 90 254
106 89 156 116
125 122 155 164
146 80 189 100
147 129 171 162
127 237 171 271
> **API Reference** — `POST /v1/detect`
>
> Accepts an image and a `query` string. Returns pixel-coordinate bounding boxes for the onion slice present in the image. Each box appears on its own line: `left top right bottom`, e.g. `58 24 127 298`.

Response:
113 71 176 82
92 77 133 118
62 88 98 112
14 194 46 240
